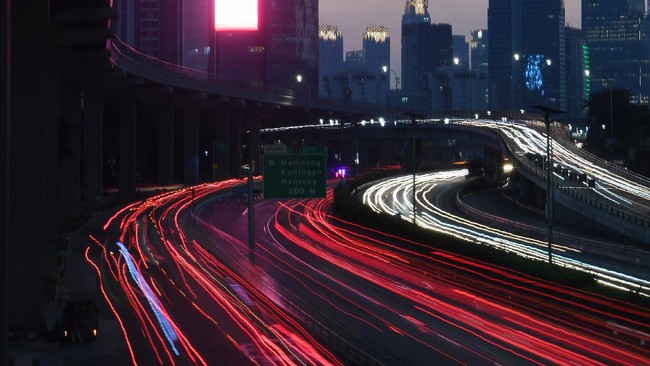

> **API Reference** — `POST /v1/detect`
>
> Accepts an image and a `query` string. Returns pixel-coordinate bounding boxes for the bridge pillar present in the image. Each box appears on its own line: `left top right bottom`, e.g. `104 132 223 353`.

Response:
229 104 244 177
119 96 137 200
60 85 82 219
6 0 58 331
247 105 261 174
518 176 532 204
184 106 200 185
215 106 231 180
536 186 546 210
379 139 396 166
158 102 175 185
83 92 104 203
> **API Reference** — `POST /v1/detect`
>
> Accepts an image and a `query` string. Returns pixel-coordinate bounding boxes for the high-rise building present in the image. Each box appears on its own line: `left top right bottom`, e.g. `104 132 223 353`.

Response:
319 25 344 99
401 0 453 112
181 0 212 72
363 26 391 77
114 0 182 64
565 26 589 119
488 0 566 112
470 29 489 74
583 0 650 104
264 0 319 92
453 35 470 70
175 0 318 90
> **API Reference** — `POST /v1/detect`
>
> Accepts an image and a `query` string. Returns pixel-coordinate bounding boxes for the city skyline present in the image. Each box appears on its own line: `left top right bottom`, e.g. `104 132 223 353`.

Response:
320 0 582 79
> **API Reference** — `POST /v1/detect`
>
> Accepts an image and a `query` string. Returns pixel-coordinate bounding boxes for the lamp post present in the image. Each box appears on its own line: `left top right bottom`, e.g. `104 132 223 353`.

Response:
513 53 521 111
296 74 311 122
382 66 400 113
405 112 424 225
533 105 563 265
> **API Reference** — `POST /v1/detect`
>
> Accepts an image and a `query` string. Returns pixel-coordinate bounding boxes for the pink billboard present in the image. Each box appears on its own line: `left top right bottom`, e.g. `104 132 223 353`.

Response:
214 0 259 31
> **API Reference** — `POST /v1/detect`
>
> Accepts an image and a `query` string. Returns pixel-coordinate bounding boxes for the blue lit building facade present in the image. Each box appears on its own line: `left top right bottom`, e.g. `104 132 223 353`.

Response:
582 0 650 104
488 0 566 113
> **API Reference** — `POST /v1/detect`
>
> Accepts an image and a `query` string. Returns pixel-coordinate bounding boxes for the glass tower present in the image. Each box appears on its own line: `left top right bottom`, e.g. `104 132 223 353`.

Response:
582 0 650 104
401 0 452 112
488 0 566 112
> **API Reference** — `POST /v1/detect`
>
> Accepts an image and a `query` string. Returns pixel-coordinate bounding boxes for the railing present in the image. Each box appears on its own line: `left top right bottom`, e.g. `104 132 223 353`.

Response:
108 36 295 97
514 153 649 232
456 182 650 265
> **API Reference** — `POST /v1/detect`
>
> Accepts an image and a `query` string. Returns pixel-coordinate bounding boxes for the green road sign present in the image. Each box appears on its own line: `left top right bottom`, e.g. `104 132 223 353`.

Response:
299 145 328 155
264 154 327 198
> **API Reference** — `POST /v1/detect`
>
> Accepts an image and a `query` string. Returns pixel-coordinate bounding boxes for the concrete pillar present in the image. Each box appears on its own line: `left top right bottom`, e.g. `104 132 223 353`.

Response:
229 107 243 177
536 187 546 210
184 106 199 185
119 97 137 200
83 92 104 203
59 85 82 218
247 106 261 173
215 106 231 180
519 176 531 203
158 102 174 185
2 0 10 361
7 0 55 331
380 139 395 166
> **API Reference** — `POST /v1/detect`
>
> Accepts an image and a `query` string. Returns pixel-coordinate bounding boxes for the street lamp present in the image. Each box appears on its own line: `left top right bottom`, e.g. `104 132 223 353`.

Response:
533 105 564 265
382 66 400 112
296 74 311 122
513 53 522 111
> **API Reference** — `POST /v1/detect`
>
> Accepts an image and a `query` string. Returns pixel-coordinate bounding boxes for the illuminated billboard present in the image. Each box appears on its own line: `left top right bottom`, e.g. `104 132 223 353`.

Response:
214 0 259 31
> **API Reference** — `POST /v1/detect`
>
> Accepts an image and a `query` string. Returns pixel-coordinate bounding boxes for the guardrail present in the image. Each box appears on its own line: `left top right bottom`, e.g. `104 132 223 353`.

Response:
515 156 649 231
456 182 650 266
109 36 294 97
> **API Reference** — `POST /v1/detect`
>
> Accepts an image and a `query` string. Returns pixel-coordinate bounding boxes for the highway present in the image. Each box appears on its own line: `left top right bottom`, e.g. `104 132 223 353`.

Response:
361 169 650 296
458 120 650 220
86 179 650 365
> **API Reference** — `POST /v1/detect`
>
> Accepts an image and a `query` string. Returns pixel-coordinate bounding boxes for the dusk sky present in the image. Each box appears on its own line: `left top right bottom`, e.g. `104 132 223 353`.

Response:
320 0 582 80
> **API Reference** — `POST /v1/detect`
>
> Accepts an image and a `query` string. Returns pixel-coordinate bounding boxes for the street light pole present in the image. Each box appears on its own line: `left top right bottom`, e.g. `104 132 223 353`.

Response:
533 105 563 265
405 112 423 225
296 74 311 123
383 66 400 113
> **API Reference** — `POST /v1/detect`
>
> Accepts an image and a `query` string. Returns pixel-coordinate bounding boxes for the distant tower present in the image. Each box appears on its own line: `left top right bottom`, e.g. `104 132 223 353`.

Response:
363 26 391 76
565 26 588 119
452 35 469 70
488 0 565 112
402 0 431 25
114 0 182 64
470 29 489 74
401 0 452 112
319 25 344 99
583 0 650 104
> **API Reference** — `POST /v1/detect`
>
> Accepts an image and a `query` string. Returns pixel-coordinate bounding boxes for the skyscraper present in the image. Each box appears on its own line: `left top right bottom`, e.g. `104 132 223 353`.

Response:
453 35 470 70
583 0 650 104
401 0 453 112
363 26 391 77
470 29 489 74
319 25 344 99
264 0 319 92
565 26 589 119
114 0 182 64
488 0 566 112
